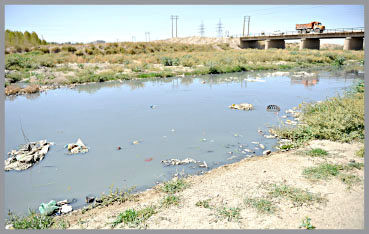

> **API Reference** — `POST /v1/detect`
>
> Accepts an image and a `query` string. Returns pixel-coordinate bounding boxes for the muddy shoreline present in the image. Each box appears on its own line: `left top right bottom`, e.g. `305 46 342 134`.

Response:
47 139 363 229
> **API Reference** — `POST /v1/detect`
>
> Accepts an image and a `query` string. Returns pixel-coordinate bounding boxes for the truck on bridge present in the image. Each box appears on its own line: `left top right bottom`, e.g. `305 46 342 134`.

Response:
296 21 325 34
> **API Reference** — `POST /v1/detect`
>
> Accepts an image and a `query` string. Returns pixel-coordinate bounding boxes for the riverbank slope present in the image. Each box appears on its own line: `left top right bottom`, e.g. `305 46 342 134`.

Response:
50 139 364 229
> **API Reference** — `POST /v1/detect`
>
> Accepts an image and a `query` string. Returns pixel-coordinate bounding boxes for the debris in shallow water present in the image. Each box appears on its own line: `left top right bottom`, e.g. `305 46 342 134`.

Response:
161 158 197 166
229 103 253 111
199 161 208 168
85 196 95 203
5 140 54 171
264 135 276 139
145 157 153 162
227 155 238 160
161 158 208 168
263 150 272 155
61 204 73 214
259 144 265 149
132 140 140 145
251 141 259 144
65 138 89 154
39 200 59 216
117 146 121 150
266 105 281 112
56 200 69 206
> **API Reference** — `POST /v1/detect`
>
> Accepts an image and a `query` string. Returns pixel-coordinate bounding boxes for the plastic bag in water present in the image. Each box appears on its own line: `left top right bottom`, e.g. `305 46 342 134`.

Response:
39 200 59 216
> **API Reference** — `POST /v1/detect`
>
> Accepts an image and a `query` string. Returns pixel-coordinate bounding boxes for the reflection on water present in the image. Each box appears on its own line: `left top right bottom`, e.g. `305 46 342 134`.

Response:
291 78 319 87
4 69 362 215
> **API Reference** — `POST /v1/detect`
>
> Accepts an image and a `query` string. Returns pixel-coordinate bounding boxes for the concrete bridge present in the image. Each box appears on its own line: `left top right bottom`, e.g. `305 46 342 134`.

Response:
240 27 364 50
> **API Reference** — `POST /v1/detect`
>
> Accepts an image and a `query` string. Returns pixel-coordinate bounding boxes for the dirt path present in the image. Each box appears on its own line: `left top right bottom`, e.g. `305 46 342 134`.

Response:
55 140 364 229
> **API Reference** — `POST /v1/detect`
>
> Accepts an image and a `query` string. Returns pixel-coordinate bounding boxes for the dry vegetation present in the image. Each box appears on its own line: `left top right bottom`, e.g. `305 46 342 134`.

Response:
4 38 364 95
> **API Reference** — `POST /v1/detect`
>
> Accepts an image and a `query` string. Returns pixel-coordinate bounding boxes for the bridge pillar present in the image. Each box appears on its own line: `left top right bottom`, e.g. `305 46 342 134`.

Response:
265 39 285 49
343 37 363 50
300 38 320 50
240 40 262 49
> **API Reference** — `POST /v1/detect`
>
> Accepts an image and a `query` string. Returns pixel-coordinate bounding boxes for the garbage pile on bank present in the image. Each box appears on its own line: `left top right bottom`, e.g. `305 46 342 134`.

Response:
4 140 54 171
65 138 89 154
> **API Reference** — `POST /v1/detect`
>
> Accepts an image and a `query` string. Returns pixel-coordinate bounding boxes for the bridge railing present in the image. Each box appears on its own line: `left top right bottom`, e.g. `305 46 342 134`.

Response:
242 27 364 38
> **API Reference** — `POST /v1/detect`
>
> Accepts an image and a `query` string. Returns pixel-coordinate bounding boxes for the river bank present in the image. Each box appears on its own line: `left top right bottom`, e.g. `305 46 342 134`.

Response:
4 44 364 96
47 139 364 229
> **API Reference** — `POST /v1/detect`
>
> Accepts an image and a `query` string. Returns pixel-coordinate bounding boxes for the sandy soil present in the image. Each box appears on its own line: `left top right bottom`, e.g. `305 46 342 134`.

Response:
54 140 364 229
158 36 242 50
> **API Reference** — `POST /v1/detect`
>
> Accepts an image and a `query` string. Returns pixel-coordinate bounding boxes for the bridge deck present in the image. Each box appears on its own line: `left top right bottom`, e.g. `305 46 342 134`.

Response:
240 28 364 41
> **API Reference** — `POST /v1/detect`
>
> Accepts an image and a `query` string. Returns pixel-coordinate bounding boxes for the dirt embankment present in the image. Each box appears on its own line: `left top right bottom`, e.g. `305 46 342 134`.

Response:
54 140 364 229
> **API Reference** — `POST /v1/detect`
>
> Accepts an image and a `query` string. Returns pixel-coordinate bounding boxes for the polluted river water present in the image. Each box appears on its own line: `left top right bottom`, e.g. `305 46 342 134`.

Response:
4 69 362 215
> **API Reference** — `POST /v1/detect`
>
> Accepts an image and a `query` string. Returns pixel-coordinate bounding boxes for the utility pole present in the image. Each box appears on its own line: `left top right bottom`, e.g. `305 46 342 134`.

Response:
145 32 150 42
216 19 223 38
243 16 250 36
170 15 174 38
170 15 179 38
199 21 205 37
176 16 178 37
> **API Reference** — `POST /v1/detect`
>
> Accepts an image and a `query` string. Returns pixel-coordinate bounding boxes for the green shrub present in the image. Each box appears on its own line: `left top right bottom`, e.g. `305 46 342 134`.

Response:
51 47 61 53
276 83 364 144
6 71 30 83
5 54 34 70
161 57 180 66
38 47 50 54
7 210 54 229
61 46 77 53
75 50 84 56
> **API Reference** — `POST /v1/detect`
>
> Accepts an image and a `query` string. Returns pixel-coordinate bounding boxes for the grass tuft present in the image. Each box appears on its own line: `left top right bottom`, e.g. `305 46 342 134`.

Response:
268 184 325 206
161 195 180 208
244 197 276 214
307 148 328 157
161 178 188 194
216 207 241 222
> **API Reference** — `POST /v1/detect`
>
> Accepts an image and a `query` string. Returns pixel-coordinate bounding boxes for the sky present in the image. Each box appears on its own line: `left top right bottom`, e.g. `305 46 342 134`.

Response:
5 5 364 44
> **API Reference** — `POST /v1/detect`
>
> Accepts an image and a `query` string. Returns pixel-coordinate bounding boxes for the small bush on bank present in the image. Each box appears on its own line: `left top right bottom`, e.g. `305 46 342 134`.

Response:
7 210 54 229
276 81 364 144
5 54 35 70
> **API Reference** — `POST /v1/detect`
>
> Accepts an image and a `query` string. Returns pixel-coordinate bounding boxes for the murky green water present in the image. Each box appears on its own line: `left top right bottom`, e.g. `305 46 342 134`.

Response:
4 70 362 215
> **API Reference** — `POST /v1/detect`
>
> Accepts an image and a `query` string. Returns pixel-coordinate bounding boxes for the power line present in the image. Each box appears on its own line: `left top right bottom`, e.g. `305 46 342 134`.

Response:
199 21 205 37
216 19 223 38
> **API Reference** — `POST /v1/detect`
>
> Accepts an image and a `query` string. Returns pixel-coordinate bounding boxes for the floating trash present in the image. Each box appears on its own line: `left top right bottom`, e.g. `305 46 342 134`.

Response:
266 105 281 112
161 158 208 168
5 140 54 171
229 103 253 111
65 138 89 154
144 157 153 162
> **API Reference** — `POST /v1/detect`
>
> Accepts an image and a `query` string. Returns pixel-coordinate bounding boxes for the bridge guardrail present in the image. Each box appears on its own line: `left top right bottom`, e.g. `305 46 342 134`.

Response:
241 27 364 38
